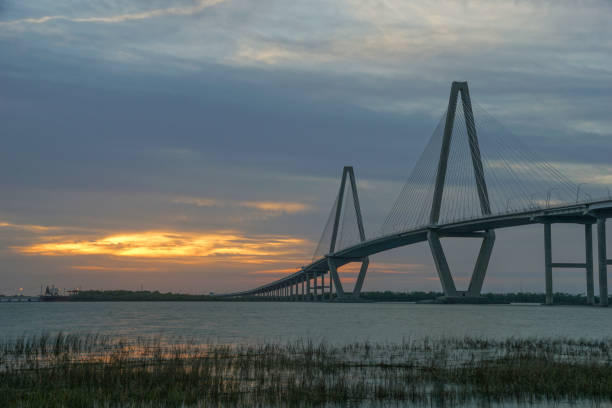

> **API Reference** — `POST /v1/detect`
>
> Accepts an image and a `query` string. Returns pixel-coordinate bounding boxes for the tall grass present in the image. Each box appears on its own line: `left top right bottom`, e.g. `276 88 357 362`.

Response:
1 333 612 407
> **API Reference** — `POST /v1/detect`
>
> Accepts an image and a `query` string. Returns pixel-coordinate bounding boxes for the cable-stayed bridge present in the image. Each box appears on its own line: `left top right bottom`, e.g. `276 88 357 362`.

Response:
222 82 612 306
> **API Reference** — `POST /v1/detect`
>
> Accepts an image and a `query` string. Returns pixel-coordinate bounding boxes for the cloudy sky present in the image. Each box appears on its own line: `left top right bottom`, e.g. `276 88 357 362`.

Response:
1 0 611 295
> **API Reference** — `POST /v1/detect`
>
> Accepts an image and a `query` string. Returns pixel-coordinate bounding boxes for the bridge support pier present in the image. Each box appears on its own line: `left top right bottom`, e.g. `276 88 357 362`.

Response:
468 231 496 296
321 273 325 301
427 230 495 299
321 274 326 300
301 279 304 301
427 231 457 297
544 223 553 305
327 257 369 300
543 221 598 306
597 217 608 307
586 224 595 305
328 258 344 299
353 258 369 299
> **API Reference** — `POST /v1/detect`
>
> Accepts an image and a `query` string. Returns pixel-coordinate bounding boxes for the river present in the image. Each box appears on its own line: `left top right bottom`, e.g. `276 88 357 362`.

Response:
2 301 612 343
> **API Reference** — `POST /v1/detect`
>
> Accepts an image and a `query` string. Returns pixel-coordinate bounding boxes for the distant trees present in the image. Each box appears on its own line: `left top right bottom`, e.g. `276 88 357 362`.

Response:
360 291 442 302
71 290 218 301
69 290 602 304
360 291 596 305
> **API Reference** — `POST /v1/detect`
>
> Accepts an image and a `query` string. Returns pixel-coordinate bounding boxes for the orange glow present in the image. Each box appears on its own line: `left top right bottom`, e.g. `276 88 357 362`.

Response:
172 196 311 213
240 201 311 213
368 262 429 275
0 221 59 233
250 267 302 275
17 231 309 260
71 265 160 272
172 197 222 207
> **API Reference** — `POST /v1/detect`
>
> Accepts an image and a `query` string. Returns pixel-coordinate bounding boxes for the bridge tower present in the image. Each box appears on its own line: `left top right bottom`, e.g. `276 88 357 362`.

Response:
326 166 369 300
428 81 496 299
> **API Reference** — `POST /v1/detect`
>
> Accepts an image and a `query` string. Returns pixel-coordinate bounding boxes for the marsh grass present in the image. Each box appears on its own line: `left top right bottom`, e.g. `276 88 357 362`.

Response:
1 333 612 407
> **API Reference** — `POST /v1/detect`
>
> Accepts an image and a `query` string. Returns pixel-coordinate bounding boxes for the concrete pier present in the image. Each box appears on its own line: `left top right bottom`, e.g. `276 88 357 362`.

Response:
586 223 595 305
598 218 608 307
321 273 325 300
544 223 553 305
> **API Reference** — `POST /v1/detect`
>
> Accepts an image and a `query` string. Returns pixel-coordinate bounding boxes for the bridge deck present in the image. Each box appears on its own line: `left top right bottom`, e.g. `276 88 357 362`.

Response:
221 199 612 297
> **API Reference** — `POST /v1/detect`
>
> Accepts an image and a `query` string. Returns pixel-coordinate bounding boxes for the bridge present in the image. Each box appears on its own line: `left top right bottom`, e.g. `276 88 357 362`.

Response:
221 82 612 306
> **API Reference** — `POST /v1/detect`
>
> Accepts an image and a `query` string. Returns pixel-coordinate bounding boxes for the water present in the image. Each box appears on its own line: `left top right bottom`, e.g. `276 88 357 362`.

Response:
2 302 612 343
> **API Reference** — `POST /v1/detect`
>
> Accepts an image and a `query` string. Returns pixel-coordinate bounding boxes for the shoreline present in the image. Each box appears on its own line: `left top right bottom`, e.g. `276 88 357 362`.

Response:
2 290 607 305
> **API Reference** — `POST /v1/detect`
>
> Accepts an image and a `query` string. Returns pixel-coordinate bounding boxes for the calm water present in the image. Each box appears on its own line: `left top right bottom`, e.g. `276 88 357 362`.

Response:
1 302 612 344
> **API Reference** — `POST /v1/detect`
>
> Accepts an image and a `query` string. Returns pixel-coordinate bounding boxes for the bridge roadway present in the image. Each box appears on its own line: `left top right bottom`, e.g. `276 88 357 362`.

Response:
222 199 612 302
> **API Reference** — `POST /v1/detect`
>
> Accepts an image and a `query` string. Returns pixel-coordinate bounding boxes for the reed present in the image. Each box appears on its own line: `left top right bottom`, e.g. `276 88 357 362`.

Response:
1 333 612 407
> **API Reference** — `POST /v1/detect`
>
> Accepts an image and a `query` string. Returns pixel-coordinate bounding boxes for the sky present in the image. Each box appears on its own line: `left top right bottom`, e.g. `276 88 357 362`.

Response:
1 0 611 295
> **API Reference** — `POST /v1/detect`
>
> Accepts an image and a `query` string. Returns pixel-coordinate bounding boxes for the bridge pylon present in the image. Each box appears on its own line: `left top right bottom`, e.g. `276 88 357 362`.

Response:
325 166 369 300
428 81 496 300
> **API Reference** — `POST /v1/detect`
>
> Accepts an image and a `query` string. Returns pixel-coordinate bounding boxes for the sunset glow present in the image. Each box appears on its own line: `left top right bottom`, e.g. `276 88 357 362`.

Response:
0 221 59 233
240 201 311 213
173 197 312 213
17 231 309 260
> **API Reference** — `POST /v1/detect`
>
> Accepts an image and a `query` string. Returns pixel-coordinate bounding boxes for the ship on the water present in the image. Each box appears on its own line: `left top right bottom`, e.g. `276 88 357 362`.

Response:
39 285 79 302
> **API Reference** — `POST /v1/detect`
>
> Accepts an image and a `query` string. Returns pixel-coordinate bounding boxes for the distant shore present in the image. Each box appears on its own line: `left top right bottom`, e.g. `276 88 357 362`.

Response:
2 290 606 305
